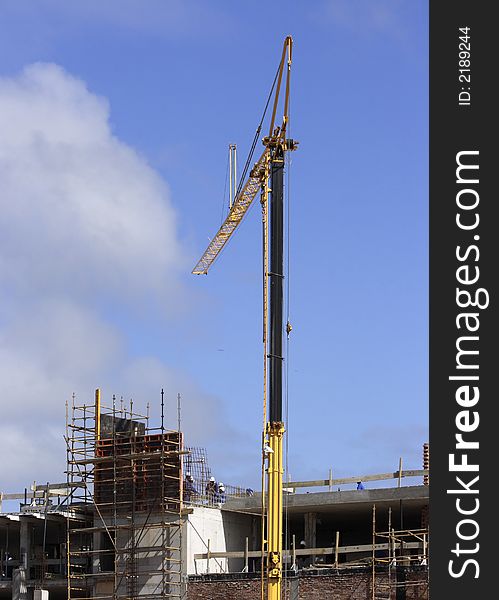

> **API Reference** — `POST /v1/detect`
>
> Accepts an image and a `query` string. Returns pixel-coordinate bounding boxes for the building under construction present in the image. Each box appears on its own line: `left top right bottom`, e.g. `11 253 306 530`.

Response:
1 34 429 600
1 390 429 600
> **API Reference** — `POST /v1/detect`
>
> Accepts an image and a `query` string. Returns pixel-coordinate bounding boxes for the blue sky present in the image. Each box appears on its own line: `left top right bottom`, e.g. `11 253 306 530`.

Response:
0 1 428 495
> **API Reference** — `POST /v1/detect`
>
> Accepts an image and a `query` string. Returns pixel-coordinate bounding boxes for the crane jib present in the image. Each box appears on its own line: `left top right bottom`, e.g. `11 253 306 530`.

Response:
191 150 268 275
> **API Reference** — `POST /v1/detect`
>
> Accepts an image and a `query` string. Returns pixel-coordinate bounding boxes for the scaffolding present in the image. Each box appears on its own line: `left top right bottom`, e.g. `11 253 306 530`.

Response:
183 447 248 507
66 390 184 600
371 505 428 600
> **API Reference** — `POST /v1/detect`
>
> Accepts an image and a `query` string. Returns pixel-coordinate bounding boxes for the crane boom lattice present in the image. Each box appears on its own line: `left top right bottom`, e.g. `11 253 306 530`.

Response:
192 150 268 275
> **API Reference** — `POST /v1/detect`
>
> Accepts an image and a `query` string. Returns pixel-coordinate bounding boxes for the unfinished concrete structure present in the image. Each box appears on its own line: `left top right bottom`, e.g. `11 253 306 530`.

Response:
65 393 185 600
1 482 429 599
1 394 429 600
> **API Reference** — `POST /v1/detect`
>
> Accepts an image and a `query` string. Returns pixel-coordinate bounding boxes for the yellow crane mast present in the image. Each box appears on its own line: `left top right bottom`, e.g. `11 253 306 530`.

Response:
192 36 297 600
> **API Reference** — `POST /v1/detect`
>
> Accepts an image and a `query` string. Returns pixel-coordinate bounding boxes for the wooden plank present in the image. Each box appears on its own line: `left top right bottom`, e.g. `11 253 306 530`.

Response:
287 469 428 489
1 492 46 500
194 541 423 560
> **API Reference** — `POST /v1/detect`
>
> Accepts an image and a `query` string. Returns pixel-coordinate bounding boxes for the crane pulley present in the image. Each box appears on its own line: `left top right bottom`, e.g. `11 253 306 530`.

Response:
192 35 297 600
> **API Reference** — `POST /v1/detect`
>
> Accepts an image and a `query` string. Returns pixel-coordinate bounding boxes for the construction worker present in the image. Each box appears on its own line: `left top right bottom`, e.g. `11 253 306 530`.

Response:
216 482 226 505
183 473 198 503
356 481 365 490
205 476 218 504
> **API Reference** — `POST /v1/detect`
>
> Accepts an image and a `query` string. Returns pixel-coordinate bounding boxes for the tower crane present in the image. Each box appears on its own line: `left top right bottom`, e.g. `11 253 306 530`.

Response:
192 36 297 600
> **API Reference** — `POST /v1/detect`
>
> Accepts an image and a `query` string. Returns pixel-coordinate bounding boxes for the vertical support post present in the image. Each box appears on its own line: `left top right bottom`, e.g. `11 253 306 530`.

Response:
398 457 403 487
177 393 181 434
41 483 49 586
423 443 430 485
334 531 339 568
304 513 317 556
328 469 333 492
66 396 71 600
388 506 393 597
12 568 27 600
92 529 100 577
95 388 101 443
388 507 392 564
371 505 376 600
206 539 211 575
19 519 30 572
243 537 249 573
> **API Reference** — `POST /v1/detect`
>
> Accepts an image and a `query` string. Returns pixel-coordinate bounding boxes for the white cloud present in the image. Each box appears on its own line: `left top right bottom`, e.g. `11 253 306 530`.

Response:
0 299 124 415
0 63 187 311
0 426 66 493
115 357 231 442
0 64 231 494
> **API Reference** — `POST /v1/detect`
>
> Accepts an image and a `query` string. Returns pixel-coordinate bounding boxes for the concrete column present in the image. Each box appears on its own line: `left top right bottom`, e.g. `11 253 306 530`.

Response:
180 515 188 598
12 567 28 600
289 577 299 600
92 531 101 573
19 519 31 574
251 517 259 552
251 516 259 573
304 512 316 550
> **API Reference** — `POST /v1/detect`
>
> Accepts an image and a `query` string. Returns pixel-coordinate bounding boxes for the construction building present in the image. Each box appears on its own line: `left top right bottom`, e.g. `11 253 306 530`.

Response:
1 393 429 600
0 28 429 600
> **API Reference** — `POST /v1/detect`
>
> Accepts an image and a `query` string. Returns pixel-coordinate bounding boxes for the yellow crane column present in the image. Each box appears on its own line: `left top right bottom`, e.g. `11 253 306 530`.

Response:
192 35 297 600
266 421 285 598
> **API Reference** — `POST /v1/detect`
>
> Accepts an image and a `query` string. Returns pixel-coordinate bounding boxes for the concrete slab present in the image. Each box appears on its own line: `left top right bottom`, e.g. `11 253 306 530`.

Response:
223 485 429 516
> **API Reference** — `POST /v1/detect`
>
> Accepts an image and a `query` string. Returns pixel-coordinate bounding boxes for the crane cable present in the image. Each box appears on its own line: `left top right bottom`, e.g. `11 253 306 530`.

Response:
219 61 280 230
236 64 281 201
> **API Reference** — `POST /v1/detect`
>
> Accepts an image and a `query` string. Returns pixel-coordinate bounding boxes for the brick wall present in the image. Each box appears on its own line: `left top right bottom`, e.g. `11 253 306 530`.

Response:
299 571 371 599
187 567 429 600
186 578 261 600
